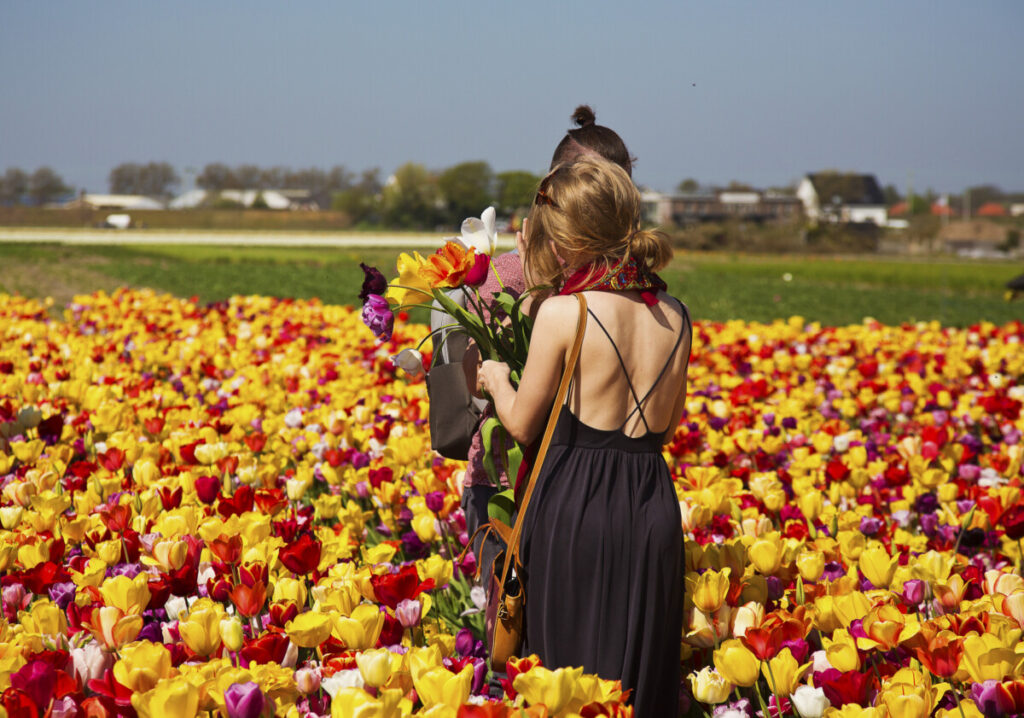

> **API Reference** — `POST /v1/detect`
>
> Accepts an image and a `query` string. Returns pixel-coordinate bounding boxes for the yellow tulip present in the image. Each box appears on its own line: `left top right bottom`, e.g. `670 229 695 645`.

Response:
113 641 174 693
823 628 861 672
333 604 385 650
748 532 785 574
857 604 919 651
713 639 760 687
417 554 453 587
19 599 68 636
386 252 433 306
99 573 151 615
131 678 201 718
87 605 143 649
330 687 405 718
858 545 898 589
179 605 224 656
414 664 474 710
690 568 731 614
761 648 811 696
796 550 825 582
688 666 732 705
411 513 437 543
513 665 582 714
832 591 872 628
836 530 865 563
961 633 1024 683
220 617 245 652
355 648 394 688
286 611 334 648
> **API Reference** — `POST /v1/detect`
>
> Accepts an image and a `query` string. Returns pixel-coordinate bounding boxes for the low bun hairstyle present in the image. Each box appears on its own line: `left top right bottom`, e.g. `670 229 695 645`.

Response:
524 156 672 292
551 104 634 177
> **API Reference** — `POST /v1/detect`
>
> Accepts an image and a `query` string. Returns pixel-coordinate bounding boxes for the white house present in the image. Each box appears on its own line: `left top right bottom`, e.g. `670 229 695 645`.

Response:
797 172 888 226
168 189 319 210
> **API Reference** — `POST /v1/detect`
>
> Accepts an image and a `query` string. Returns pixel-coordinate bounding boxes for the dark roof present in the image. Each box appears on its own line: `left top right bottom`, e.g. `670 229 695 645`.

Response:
807 172 885 206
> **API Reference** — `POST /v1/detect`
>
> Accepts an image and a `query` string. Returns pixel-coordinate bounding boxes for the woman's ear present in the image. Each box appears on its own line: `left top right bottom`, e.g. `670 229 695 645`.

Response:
548 239 569 268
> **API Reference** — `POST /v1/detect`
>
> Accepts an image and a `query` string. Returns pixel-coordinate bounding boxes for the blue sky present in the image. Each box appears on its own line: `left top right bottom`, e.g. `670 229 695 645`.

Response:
2 1 1022 195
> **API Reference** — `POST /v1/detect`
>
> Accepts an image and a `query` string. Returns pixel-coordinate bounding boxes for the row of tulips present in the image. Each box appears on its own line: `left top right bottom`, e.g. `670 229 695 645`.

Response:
0 288 1022 717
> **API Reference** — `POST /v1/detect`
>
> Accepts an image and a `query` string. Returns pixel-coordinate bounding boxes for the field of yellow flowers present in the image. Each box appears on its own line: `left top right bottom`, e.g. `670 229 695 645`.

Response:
0 288 1022 718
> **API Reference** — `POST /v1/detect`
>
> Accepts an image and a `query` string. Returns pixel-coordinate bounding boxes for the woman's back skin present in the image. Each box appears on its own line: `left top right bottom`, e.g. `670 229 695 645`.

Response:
565 289 691 439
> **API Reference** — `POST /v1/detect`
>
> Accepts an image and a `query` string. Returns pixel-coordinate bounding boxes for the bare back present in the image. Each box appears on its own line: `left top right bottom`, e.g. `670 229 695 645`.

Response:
566 290 691 439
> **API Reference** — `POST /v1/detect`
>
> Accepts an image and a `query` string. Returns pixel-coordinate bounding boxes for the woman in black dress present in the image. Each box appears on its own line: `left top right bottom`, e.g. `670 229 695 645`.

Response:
477 156 691 716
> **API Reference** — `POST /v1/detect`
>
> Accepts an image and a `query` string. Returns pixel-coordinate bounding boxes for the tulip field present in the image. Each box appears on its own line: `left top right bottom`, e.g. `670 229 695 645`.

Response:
1 252 1024 715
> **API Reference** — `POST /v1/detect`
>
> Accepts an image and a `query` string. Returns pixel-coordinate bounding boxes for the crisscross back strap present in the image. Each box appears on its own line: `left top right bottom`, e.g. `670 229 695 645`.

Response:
587 299 691 432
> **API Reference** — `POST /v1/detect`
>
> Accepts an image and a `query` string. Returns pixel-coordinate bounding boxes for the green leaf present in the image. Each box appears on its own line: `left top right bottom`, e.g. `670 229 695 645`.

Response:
506 441 524 484
479 418 503 487
487 488 516 527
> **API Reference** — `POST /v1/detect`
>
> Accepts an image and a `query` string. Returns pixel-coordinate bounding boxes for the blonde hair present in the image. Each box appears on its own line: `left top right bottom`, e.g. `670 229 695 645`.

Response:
524 156 671 291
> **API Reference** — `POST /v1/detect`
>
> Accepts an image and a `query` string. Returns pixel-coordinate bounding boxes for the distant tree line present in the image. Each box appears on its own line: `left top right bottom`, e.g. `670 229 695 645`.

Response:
0 167 72 206
190 160 542 229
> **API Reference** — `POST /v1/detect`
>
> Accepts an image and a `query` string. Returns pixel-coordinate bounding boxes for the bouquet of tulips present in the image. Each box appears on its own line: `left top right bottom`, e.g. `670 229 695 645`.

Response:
359 208 533 514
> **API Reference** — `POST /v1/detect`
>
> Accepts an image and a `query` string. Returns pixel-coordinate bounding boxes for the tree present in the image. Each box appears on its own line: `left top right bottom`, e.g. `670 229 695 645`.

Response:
0 168 29 205
726 180 754 191
108 162 180 197
197 163 239 191
963 184 1004 210
332 168 381 225
438 161 493 226
676 178 699 193
234 164 263 190
882 183 902 205
381 163 442 229
495 170 541 215
28 167 71 205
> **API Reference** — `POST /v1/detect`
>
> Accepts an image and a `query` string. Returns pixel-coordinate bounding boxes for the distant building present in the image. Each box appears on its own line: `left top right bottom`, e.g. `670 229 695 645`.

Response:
796 172 887 225
976 202 1007 217
168 189 321 210
640 189 802 226
64 194 165 210
1011 203 1024 217
938 220 1011 255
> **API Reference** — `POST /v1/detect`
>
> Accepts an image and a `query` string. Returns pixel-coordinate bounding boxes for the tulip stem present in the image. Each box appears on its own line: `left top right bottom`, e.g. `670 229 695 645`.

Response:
1017 538 1023 576
752 675 770 718
764 662 785 718
952 685 967 718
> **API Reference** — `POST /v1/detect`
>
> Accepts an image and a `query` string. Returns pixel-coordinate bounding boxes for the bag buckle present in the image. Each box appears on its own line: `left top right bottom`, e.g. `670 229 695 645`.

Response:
497 599 509 621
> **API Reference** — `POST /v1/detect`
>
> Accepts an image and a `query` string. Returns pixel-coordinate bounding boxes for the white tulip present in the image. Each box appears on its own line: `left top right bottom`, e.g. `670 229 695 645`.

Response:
459 206 497 255
791 685 830 718
392 348 425 378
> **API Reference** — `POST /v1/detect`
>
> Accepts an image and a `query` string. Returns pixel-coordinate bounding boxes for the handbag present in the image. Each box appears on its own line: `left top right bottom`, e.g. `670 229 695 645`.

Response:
489 292 588 666
426 322 484 460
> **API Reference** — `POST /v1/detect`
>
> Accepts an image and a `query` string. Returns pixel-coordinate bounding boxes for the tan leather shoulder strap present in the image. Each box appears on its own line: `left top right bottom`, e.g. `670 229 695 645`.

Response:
498 293 587 591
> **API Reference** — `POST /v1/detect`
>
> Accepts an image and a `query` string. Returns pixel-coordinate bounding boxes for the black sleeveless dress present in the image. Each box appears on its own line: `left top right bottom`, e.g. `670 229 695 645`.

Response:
519 302 689 717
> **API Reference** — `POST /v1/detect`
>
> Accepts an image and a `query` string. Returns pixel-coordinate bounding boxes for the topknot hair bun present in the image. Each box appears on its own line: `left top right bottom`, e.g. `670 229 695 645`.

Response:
571 105 596 128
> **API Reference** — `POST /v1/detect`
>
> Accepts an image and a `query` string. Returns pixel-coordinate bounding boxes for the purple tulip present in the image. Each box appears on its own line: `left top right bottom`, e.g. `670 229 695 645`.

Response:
902 579 927 606
359 263 388 301
971 680 1014 718
361 294 394 340
225 681 268 718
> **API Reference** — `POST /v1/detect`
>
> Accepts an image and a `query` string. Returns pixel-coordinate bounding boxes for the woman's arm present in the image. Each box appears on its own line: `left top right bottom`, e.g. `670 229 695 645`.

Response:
476 296 576 444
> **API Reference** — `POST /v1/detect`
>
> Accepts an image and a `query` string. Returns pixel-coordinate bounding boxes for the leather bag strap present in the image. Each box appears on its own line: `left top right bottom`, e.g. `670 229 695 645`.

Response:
497 293 587 594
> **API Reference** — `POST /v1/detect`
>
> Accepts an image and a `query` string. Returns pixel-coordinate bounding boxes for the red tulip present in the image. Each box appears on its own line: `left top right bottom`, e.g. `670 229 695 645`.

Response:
230 581 267 618
278 534 322 575
194 475 220 504
210 534 243 565
370 565 434 610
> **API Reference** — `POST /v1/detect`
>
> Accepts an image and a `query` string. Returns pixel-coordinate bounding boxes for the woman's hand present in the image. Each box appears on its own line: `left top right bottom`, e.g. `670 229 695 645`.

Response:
477 359 512 396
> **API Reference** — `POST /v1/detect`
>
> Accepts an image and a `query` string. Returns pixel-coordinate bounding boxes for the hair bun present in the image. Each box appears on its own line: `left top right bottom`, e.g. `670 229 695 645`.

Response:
571 105 596 128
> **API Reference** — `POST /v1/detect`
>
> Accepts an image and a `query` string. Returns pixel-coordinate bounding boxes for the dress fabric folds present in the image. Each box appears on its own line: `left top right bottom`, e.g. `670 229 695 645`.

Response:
519 404 684 717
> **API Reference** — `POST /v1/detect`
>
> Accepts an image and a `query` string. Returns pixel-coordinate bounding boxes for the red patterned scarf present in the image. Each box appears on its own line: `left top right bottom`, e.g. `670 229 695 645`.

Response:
558 255 667 307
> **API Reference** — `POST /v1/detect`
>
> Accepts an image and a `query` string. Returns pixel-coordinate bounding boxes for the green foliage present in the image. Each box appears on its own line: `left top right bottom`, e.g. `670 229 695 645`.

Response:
1 242 1021 327
438 161 494 227
677 178 700 193
495 171 541 215
381 163 442 229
